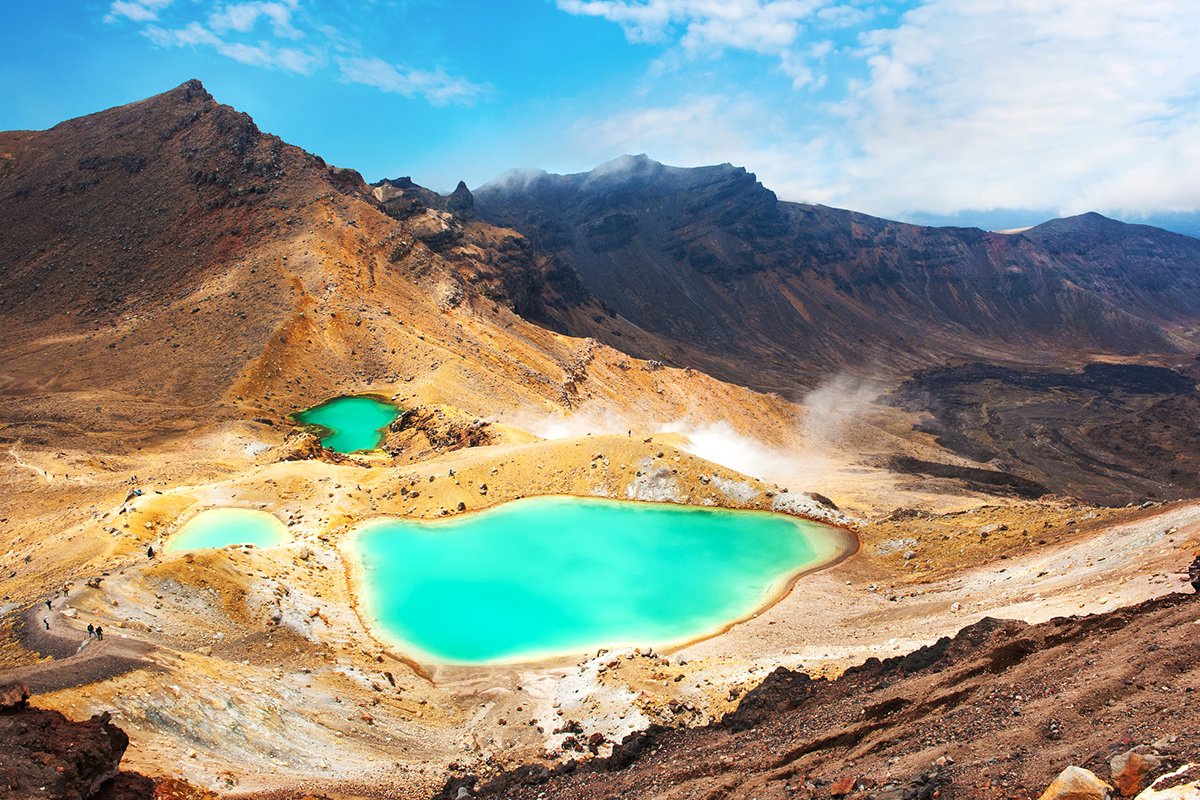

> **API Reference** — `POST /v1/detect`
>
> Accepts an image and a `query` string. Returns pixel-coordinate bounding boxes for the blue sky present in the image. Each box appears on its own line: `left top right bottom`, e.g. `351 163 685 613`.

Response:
4 1 1200 227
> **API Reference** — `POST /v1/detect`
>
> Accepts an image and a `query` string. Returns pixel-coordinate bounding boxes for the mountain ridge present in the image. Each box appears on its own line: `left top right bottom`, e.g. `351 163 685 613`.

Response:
473 155 1200 394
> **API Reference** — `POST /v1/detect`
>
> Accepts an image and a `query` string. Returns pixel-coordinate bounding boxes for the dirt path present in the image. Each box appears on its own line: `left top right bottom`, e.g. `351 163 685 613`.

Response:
6 443 53 485
0 598 158 694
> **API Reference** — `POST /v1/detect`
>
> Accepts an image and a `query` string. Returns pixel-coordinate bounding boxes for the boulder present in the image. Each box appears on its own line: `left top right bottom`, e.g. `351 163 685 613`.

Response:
1037 766 1113 800
1111 748 1163 796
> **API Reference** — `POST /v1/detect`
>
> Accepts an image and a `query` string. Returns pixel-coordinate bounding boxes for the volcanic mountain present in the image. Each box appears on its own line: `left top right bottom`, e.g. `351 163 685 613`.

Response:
474 154 1200 395
2 81 1199 800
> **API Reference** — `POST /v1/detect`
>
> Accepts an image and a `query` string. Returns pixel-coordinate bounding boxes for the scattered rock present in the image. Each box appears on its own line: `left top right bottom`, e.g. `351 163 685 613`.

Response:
830 775 859 796
1133 764 1200 799
1037 766 1113 800
1111 749 1163 797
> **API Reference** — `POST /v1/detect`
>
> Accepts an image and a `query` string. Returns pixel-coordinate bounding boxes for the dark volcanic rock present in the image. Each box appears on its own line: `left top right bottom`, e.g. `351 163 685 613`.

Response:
0 701 128 800
888 362 1200 504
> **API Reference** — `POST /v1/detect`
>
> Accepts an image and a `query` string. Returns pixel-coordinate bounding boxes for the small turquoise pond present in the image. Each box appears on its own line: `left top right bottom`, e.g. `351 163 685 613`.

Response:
294 395 400 453
165 508 291 553
352 497 848 664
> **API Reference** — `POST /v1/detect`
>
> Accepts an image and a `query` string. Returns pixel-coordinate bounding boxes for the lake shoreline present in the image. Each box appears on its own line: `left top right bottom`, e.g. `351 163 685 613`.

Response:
341 495 859 670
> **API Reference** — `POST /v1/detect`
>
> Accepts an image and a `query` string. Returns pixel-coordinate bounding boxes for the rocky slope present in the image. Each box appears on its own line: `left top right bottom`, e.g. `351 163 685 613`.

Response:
438 588 1200 800
474 155 1200 395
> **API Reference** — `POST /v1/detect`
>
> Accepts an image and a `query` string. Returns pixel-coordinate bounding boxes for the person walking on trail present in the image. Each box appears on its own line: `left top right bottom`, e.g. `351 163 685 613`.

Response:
95 626 103 641
43 618 49 630
45 599 52 610
87 623 95 638
147 545 155 559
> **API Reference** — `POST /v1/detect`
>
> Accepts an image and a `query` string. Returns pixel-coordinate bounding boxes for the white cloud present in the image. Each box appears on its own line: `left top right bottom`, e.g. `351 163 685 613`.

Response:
105 0 173 23
558 0 874 92
112 1 482 107
563 0 1200 217
144 21 320 74
209 1 302 39
337 56 485 106
840 0 1200 216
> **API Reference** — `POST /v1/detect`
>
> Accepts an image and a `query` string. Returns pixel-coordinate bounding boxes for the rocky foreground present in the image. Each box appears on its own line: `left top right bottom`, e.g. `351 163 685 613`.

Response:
437 579 1200 800
3 567 1197 799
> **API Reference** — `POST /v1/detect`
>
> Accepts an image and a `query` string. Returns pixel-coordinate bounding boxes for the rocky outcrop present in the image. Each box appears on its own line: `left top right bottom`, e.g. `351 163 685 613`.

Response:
0 685 216 800
276 431 358 466
1111 749 1164 797
382 404 493 463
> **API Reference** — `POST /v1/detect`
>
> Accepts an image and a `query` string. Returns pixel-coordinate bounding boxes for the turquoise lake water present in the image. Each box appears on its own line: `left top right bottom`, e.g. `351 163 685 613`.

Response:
165 508 291 552
352 497 846 664
293 395 400 453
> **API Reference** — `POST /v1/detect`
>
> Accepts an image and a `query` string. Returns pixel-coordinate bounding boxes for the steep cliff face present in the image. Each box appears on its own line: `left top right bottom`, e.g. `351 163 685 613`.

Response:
476 157 1200 394
370 174 598 330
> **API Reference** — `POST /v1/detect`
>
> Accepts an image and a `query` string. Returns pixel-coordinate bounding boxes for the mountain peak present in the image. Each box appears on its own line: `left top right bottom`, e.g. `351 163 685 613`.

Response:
171 78 213 104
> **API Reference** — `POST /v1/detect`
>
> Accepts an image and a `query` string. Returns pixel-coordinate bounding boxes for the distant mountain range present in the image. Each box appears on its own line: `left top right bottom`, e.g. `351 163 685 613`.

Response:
905 208 1200 240
470 154 1200 394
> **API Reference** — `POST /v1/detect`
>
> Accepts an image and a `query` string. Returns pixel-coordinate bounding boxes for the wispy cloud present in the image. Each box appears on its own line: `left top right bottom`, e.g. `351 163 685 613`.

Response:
108 0 482 105
105 0 173 23
209 1 303 39
557 0 877 89
337 56 486 106
143 20 320 73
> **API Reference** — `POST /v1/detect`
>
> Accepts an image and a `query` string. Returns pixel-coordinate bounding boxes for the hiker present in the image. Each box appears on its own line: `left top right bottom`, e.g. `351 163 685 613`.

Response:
45 599 52 611
147 545 155 559
95 626 103 641
43 618 49 630
87 623 95 638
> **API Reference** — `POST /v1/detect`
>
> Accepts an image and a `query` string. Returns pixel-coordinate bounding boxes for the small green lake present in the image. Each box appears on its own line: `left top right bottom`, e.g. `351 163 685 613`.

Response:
294 395 400 453
351 497 848 664
165 508 291 553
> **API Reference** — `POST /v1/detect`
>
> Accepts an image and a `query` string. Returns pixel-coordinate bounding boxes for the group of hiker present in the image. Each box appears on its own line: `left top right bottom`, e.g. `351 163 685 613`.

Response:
40 598 102 641
36 542 158 638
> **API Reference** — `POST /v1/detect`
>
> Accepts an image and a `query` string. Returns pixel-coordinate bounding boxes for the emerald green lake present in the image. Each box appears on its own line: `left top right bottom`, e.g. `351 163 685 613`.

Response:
352 497 848 664
165 508 290 553
294 395 399 453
